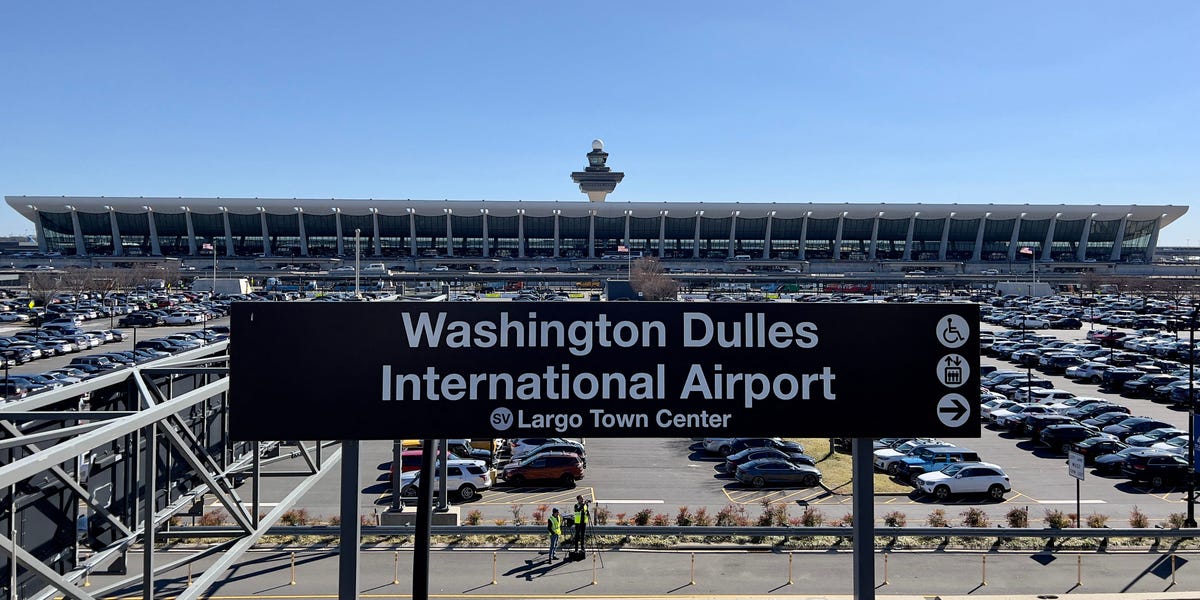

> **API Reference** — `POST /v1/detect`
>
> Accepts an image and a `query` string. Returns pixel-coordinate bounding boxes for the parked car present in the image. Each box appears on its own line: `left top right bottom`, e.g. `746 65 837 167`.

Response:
896 446 982 485
724 437 805 456
511 441 588 467
1094 446 1169 475
1038 424 1102 454
915 461 1010 501
734 458 822 488
1102 417 1173 440
723 447 816 473
1125 427 1186 447
873 439 950 475
399 460 492 501
498 451 584 486
1070 436 1127 464
1122 451 1192 487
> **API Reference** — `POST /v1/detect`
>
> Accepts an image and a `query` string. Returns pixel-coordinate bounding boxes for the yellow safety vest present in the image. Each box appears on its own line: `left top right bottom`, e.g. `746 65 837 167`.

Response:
574 503 589 524
547 515 561 535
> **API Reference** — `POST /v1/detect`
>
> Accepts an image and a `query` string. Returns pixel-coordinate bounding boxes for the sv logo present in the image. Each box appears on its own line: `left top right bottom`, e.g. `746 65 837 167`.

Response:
490 407 514 431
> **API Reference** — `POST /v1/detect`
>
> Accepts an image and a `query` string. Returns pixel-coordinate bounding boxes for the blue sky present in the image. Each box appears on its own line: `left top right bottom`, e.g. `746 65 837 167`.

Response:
2 2 1197 244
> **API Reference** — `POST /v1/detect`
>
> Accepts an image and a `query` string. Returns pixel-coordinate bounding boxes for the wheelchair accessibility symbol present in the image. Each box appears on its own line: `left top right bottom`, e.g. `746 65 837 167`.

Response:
936 314 969 349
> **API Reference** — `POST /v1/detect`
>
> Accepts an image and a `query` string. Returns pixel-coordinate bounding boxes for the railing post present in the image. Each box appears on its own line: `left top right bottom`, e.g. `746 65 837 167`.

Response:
290 551 297 586
393 550 400 585
981 555 988 586
492 551 498 585
689 552 695 586
787 551 793 585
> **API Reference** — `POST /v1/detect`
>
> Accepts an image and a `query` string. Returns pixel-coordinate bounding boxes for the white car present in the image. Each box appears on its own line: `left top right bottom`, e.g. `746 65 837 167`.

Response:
1070 362 1111 383
333 266 355 272
873 439 948 475
981 399 1017 420
916 461 1010 501
163 312 207 325
399 459 491 501
431 266 450 272
702 438 737 455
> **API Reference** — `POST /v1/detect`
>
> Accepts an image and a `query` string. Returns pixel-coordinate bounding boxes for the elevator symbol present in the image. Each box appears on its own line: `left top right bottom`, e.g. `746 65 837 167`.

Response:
937 354 968 388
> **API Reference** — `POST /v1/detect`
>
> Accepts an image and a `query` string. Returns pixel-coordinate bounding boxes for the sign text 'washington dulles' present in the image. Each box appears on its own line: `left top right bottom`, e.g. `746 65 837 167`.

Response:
229 302 980 440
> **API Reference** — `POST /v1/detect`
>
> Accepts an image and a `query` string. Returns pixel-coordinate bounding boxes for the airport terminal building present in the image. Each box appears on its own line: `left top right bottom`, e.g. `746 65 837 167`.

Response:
4 196 1187 264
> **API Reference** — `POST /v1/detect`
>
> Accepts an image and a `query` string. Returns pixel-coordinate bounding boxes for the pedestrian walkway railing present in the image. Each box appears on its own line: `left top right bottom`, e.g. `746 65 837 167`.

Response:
160 524 1198 541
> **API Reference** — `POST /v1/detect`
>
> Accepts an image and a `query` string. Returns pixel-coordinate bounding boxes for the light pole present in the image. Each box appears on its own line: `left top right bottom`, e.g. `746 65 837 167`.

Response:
354 229 362 298
1187 306 1197 528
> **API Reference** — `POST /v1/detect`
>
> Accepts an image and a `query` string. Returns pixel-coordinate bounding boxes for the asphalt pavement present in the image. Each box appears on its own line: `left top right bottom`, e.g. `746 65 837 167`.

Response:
87 546 1200 599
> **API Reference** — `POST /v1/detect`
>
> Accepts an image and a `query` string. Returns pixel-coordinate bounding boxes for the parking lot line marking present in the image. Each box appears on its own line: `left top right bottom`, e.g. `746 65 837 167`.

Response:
475 487 596 506
593 499 665 504
1038 499 1106 504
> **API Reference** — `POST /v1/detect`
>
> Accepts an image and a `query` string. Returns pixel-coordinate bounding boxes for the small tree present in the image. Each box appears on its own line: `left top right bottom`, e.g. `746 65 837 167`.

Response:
629 257 679 300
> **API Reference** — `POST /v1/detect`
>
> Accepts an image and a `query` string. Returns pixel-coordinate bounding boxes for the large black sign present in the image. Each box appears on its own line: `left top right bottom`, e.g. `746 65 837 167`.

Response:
229 302 979 440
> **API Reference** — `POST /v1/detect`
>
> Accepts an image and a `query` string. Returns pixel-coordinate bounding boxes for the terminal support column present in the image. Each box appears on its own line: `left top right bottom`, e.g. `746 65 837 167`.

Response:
852 437 874 600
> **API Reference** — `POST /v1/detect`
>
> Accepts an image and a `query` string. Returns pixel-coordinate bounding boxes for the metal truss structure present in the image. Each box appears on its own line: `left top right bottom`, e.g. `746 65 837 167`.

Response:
0 341 338 600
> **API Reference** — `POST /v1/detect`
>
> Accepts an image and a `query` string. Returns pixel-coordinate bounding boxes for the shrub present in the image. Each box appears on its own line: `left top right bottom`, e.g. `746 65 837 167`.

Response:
531 504 549 524
360 514 375 526
836 513 853 527
633 509 654 526
615 512 629 526
198 510 226 526
960 507 989 528
800 507 825 527
594 505 610 525
651 513 670 526
715 505 749 527
926 509 949 528
1044 509 1072 529
1086 513 1109 528
280 508 310 526
328 515 341 526
1129 506 1150 528
465 510 483 526
883 511 907 528
693 507 713 527
510 504 526 526
493 519 507 526
1167 513 1187 529
675 506 694 527
1006 506 1029 528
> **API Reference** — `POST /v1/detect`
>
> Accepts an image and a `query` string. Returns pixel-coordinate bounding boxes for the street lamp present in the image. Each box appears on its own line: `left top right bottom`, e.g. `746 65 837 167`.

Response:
1186 306 1197 528
355 228 362 298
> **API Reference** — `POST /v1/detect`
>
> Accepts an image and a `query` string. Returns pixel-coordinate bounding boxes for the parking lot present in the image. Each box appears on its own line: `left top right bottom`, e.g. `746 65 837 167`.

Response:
7 289 1196 529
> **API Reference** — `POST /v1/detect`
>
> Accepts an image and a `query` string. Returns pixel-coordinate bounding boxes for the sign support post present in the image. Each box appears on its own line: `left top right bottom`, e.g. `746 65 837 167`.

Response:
413 439 435 600
852 437 874 600
1068 451 1085 528
339 440 360 600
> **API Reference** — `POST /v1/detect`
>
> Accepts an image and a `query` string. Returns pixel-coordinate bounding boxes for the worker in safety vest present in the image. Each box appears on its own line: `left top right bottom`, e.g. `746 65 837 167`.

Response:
573 495 590 551
546 508 562 562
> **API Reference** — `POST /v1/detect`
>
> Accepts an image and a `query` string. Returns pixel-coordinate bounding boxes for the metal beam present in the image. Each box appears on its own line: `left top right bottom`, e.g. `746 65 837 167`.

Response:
852 437 874 600
0 422 135 539
0 421 107 450
130 376 252 532
0 411 135 422
0 377 228 489
173 447 342 600
0 533 97 600
138 367 229 375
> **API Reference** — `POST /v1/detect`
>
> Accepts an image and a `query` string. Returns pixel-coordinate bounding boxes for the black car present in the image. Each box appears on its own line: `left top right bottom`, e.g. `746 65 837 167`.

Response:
118 312 160 327
1122 451 1192 487
1019 414 1076 438
1095 447 1168 474
1066 403 1128 420
725 438 805 456
1082 411 1138 428
723 447 817 473
1071 436 1127 464
1102 417 1172 440
1037 424 1100 453
1123 374 1181 397
1102 368 1147 389
1050 318 1083 329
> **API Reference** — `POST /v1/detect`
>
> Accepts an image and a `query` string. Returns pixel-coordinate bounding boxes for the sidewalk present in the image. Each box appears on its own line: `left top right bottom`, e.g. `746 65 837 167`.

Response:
89 546 1200 599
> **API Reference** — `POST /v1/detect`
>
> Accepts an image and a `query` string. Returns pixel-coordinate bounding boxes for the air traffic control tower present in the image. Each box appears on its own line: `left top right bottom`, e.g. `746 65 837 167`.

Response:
570 139 625 202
